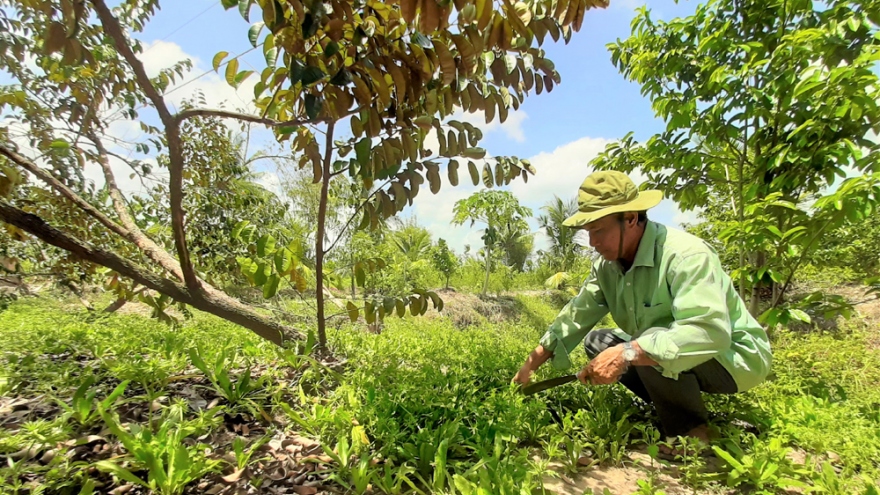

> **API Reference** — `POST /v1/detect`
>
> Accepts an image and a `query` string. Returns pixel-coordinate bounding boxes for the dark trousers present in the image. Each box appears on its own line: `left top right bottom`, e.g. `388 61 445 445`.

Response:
584 329 738 438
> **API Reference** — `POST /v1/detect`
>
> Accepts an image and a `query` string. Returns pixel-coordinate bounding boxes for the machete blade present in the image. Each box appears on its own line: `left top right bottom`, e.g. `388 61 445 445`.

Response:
520 374 578 395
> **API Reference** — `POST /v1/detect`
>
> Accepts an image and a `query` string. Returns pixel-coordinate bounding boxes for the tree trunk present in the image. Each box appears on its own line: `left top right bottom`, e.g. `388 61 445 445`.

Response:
315 123 335 348
749 251 765 317
350 250 356 298
445 274 449 290
0 202 298 346
482 247 491 297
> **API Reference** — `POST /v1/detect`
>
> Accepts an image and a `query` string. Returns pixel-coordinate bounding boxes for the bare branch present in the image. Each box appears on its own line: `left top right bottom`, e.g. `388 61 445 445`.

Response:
174 106 365 130
329 166 350 178
175 109 315 128
0 143 131 240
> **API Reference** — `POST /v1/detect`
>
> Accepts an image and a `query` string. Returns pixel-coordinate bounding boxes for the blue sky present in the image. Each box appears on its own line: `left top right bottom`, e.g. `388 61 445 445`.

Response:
121 0 702 254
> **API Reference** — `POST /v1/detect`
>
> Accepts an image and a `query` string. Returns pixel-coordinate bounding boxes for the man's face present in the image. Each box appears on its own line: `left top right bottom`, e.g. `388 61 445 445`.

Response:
580 215 622 261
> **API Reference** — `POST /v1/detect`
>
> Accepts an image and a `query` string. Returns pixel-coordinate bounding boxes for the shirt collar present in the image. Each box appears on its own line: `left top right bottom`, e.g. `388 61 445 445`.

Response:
632 221 657 268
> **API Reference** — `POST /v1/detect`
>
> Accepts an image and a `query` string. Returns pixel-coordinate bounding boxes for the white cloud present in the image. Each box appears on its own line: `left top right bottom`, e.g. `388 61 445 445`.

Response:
408 134 697 256
255 170 283 197
137 39 258 113
508 136 614 203
457 108 528 143
671 205 701 228
140 40 196 79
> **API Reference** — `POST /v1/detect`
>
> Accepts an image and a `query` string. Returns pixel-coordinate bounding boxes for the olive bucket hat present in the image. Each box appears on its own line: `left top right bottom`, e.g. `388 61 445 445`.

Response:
562 171 663 228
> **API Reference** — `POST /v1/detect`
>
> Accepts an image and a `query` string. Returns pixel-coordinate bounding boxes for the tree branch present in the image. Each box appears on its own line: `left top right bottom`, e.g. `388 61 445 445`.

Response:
324 178 393 255
314 121 336 346
93 0 200 294
89 132 187 282
0 201 298 345
0 143 131 240
329 166 350 178
174 106 365 130
91 1 173 125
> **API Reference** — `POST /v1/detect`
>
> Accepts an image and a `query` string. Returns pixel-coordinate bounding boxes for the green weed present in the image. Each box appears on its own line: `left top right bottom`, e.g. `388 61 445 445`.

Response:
95 403 223 495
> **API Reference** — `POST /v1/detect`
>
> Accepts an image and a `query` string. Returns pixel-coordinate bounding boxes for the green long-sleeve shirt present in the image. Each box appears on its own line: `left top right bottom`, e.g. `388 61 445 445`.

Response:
539 221 772 392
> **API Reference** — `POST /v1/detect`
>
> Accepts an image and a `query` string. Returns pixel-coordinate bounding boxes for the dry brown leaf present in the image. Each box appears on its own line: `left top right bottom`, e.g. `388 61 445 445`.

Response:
222 468 246 483
290 435 320 448
291 487 318 495
108 485 135 495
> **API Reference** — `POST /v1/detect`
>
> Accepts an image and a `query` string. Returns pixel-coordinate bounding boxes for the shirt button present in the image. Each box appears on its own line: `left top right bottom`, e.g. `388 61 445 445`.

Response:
628 307 633 312
626 282 631 286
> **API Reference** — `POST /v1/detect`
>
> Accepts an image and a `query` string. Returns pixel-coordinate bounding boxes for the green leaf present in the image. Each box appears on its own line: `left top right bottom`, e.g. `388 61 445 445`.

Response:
301 66 325 86
468 161 479 185
239 0 253 21
231 220 250 240
234 70 254 86
504 54 517 74
225 58 240 86
462 147 486 159
355 263 366 287
323 40 339 57
364 301 375 324
346 301 359 322
274 249 292 274
254 262 268 286
49 139 70 150
221 0 239 9
248 22 265 47
263 273 280 298
212 51 229 72
412 32 433 48
278 126 298 135
99 380 130 410
712 446 745 471
355 137 371 167
289 59 306 85
256 234 276 257
94 461 147 488
305 94 322 120
789 309 811 324
329 68 352 86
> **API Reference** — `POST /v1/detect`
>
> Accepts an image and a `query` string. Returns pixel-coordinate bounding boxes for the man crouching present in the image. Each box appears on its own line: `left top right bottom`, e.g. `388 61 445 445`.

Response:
513 171 772 457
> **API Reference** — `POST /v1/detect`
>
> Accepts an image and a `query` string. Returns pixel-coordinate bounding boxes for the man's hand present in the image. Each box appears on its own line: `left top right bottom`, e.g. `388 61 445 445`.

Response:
578 344 628 385
512 345 553 386
512 363 533 386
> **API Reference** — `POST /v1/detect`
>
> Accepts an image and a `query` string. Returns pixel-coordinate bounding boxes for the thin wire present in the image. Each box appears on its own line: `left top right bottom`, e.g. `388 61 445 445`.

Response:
164 44 260 96
149 2 219 46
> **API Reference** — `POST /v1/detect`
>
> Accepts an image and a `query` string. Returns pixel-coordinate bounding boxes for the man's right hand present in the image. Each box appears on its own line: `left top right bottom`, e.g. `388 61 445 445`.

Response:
512 345 553 386
512 363 533 385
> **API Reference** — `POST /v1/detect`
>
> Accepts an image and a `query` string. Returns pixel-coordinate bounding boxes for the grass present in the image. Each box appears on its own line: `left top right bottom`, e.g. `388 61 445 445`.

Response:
0 294 878 494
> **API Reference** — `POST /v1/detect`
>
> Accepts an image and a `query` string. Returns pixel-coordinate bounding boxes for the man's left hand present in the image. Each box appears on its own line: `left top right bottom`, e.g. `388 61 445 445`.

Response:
580 345 628 385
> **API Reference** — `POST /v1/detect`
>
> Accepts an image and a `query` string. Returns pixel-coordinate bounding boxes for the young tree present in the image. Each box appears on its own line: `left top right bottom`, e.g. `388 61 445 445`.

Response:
431 238 460 289
138 109 291 288
495 217 533 271
452 190 531 296
593 0 880 322
537 195 579 271
0 0 606 347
